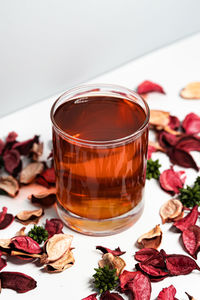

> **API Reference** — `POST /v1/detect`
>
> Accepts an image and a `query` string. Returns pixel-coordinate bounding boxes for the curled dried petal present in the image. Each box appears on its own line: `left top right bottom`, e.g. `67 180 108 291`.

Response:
137 80 165 94
20 162 44 184
0 252 7 271
6 132 18 143
180 82 200 99
126 271 151 300
137 225 162 249
36 166 56 187
12 135 39 156
15 227 26 236
165 254 200 275
0 176 19 197
82 293 98 300
30 142 43 161
160 199 183 224
45 218 63 238
0 271 37 293
173 205 198 232
100 291 125 300
159 167 186 195
168 115 180 130
137 262 168 278
15 208 44 225
150 110 170 128
134 248 159 262
98 253 126 276
3 149 22 176
157 285 177 300
182 225 200 258
182 113 200 134
148 142 165 159
28 188 56 207
167 148 199 171
0 214 14 230
0 239 11 250
96 246 126 256
45 250 75 273
11 236 42 254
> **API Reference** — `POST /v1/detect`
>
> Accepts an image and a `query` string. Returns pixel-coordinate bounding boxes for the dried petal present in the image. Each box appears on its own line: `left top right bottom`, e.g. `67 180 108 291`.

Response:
15 227 26 236
126 271 151 300
45 218 63 238
168 116 180 131
96 246 126 256
100 291 125 300
180 82 200 99
36 166 56 187
0 139 5 155
182 113 200 134
11 236 42 254
137 80 165 94
0 214 14 230
167 147 199 171
30 142 43 161
45 250 74 273
0 271 37 293
82 293 98 300
0 176 19 197
98 253 126 276
157 285 177 300
0 252 7 271
160 199 183 224
28 188 56 207
182 225 200 258
176 135 200 152
158 131 178 149
3 149 22 176
137 262 168 278
159 167 186 195
165 254 200 275
20 162 44 184
42 233 73 263
15 208 44 225
147 142 164 159
137 225 162 249
6 132 18 143
174 205 198 232
0 207 7 223
134 248 159 262
0 239 11 250
12 135 39 156
119 270 138 292
150 110 170 128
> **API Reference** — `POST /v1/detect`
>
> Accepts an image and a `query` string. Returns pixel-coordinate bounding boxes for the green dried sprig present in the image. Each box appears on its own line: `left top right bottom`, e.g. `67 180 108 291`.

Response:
146 158 161 180
194 176 200 186
28 225 48 244
179 176 200 208
93 265 119 294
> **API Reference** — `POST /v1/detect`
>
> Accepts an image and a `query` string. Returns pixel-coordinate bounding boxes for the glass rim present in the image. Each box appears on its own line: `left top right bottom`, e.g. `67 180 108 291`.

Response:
50 83 150 147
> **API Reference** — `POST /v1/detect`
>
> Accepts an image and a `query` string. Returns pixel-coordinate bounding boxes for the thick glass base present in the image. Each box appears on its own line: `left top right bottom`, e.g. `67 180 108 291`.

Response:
56 200 144 236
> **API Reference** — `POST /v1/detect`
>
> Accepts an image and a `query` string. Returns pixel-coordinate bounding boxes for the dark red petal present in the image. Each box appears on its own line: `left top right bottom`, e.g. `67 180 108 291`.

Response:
158 132 178 149
41 167 55 183
182 225 200 258
174 205 198 232
176 135 200 152
100 291 125 300
45 218 63 238
35 176 50 188
0 207 7 223
157 285 177 300
137 263 168 277
165 254 200 275
126 271 151 300
182 113 200 134
96 246 126 256
82 293 98 300
119 270 138 292
137 80 165 94
30 193 56 207
6 132 18 143
159 167 186 195
11 236 42 254
0 252 7 271
3 149 22 176
168 116 180 131
142 253 166 269
0 214 14 230
12 135 39 156
0 139 5 155
167 148 199 171
134 248 159 262
0 271 37 293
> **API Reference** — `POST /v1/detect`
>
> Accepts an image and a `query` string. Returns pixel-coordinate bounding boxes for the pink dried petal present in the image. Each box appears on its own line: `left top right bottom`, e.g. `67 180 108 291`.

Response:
0 207 7 223
147 145 156 159
0 271 37 293
82 293 98 300
142 253 166 269
174 205 198 232
119 270 138 292
126 271 151 300
182 225 200 258
157 285 177 300
158 132 178 149
100 291 125 300
137 262 168 277
12 135 39 156
182 113 200 134
0 214 14 230
168 116 180 131
6 132 18 143
134 248 159 262
45 218 63 238
137 80 165 94
96 246 126 256
3 149 22 176
176 135 200 152
159 167 186 195
167 148 199 171
165 254 200 275
11 236 42 254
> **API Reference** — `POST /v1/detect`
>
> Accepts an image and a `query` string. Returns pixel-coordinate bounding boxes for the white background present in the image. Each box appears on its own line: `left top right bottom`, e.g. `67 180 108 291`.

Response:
0 0 200 116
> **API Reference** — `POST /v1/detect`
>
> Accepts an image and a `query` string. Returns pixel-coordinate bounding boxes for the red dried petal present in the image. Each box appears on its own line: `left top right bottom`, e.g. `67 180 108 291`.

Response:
165 254 200 275
35 176 50 188
3 149 22 176
182 225 200 258
147 145 156 159
159 167 186 195
174 205 198 232
0 214 14 230
96 246 126 256
137 262 168 277
119 270 138 292
30 192 56 207
126 271 151 300
45 218 63 238
168 116 180 131
11 236 42 254
12 135 39 156
134 248 159 262
0 252 7 271
176 135 200 152
158 132 178 149
0 207 7 223
167 148 199 171
36 167 56 187
6 132 18 143
0 271 37 293
143 253 166 269
100 291 125 300
157 285 177 300
0 139 5 155
82 293 98 300
182 113 200 134
137 80 165 95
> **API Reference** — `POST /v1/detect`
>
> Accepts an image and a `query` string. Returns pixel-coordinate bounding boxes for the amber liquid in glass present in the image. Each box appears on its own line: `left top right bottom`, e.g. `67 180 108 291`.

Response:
53 96 148 226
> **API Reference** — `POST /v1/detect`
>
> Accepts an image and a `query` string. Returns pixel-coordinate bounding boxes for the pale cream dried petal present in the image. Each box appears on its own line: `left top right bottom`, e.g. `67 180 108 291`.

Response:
20 162 44 184
150 110 170 127
15 227 26 236
137 224 162 249
45 250 75 273
44 233 73 263
0 176 19 197
160 199 183 224
15 208 44 225
149 141 165 152
0 239 11 249
31 142 44 161
98 253 126 276
180 82 200 99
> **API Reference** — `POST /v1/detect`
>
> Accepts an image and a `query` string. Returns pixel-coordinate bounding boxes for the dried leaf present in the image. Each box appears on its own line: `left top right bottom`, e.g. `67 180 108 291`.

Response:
15 208 44 225
159 167 186 195
182 113 200 134
137 225 162 249
96 246 126 256
180 82 200 99
45 250 74 273
160 199 183 224
0 176 19 197
20 162 44 184
28 188 56 207
98 253 126 276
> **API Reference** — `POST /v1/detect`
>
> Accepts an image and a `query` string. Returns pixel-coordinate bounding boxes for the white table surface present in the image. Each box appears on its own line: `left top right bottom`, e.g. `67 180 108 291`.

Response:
1 33 200 300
